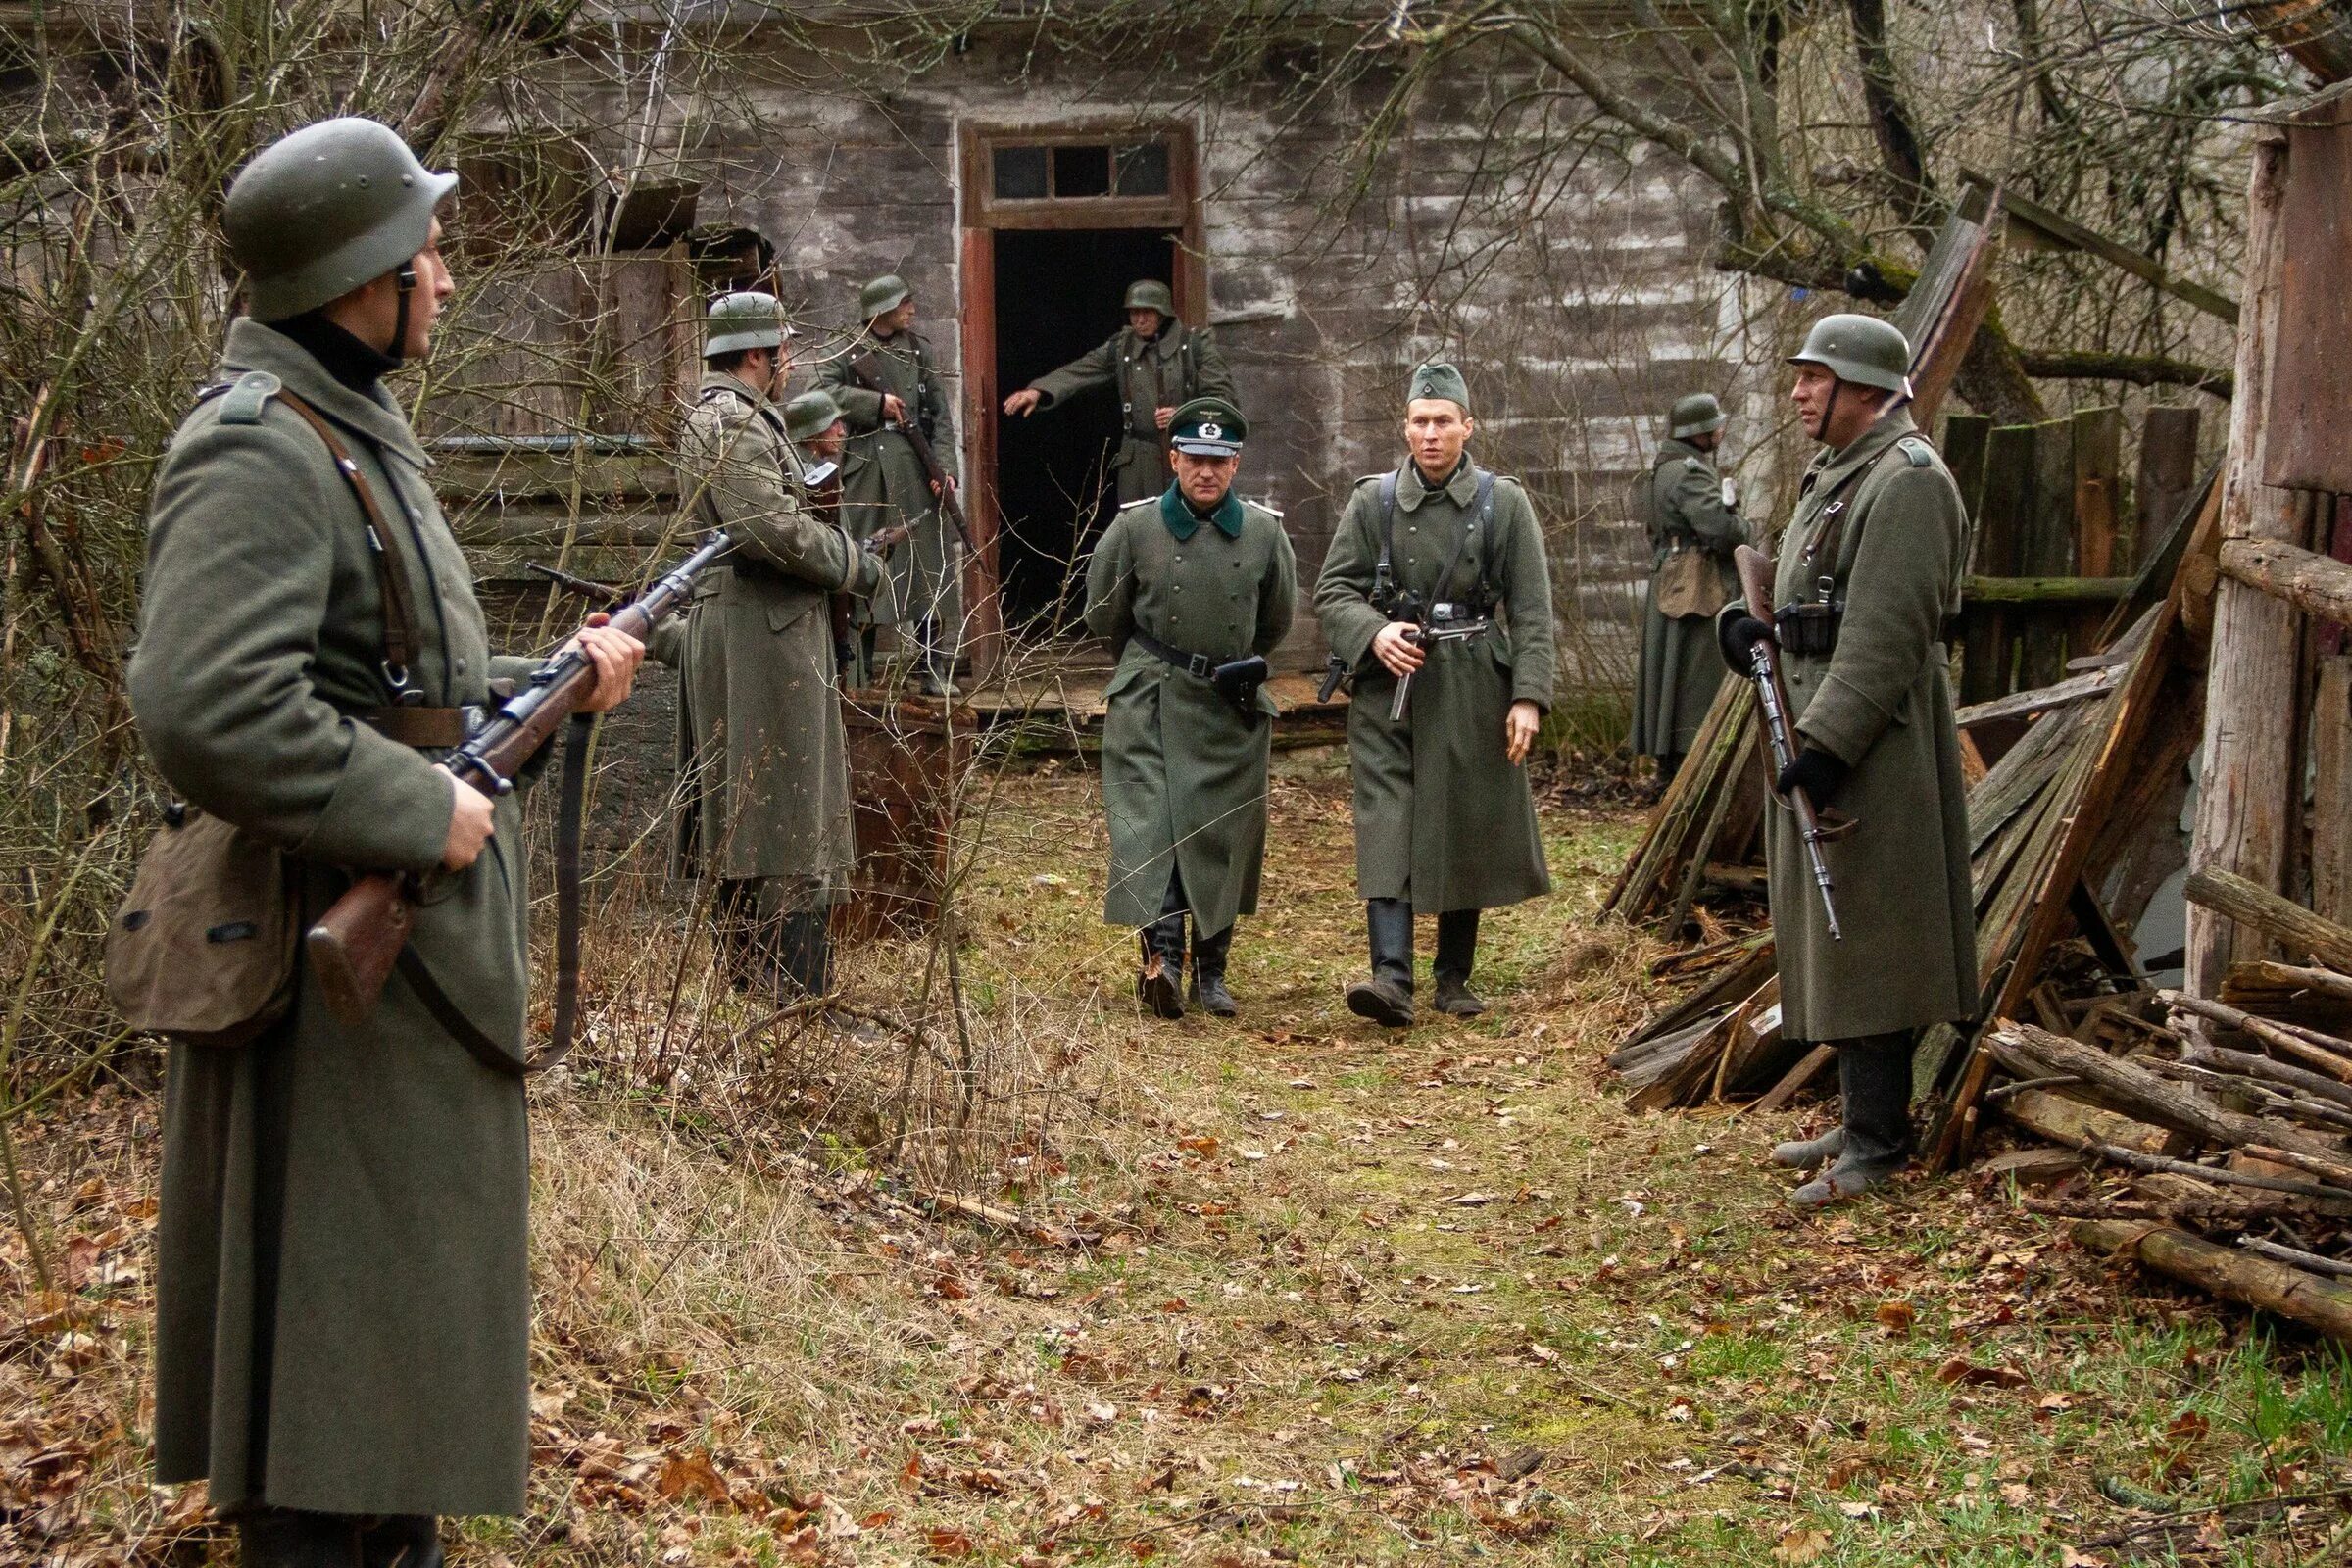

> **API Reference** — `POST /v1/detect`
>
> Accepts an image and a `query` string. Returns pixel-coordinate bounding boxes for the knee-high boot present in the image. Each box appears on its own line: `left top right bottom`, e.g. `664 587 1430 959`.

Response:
1346 898 1415 1028
1432 909 1485 1016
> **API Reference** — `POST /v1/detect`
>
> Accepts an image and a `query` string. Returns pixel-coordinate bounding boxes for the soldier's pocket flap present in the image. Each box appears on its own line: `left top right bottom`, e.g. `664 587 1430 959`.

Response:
765 594 823 635
106 808 298 1047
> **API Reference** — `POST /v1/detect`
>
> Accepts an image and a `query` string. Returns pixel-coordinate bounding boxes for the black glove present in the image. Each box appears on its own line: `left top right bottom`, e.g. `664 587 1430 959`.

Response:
1718 613 1772 674
1776 746 1848 804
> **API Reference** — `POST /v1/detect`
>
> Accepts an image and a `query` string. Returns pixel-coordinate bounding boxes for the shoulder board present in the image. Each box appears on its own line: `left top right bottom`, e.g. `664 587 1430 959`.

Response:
210 370 282 424
1115 496 1155 512
1896 435 1936 467
1353 473 1387 489
1249 498 1285 518
699 383 748 406
1683 455 1709 473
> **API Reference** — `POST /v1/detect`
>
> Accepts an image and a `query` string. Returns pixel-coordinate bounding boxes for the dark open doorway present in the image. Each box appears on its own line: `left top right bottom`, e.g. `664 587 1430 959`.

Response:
991 226 1176 637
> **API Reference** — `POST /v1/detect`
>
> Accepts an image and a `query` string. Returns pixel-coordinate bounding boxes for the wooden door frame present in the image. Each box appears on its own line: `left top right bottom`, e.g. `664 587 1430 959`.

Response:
956 121 1203 678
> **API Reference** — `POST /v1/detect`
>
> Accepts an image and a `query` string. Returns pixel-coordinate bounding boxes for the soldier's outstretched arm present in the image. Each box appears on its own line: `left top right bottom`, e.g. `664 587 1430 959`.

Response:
1026 333 1121 410
1791 467 1963 767
1081 511 1138 645
127 416 454 875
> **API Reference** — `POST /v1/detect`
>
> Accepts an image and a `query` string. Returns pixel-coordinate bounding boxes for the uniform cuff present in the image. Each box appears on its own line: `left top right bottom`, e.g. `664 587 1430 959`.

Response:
302 724 455 874
1793 673 1891 766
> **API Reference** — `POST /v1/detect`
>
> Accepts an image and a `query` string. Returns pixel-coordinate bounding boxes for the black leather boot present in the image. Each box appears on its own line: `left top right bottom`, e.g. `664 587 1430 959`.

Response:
1790 1032 1917 1209
1189 924 1238 1018
712 878 762 992
773 910 834 999
1346 898 1415 1028
1432 908 1485 1016
1137 922 1185 1018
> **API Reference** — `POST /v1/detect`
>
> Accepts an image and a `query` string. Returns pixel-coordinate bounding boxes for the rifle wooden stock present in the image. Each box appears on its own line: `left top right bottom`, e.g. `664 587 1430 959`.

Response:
305 533 733 1025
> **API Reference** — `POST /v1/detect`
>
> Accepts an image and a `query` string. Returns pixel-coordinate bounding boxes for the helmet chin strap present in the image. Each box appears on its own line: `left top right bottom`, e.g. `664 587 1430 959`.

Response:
387 262 417 366
1819 378 1840 441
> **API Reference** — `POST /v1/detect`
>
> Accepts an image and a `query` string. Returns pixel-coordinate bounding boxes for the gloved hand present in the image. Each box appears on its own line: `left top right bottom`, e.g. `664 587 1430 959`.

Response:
1717 613 1772 674
1776 746 1848 804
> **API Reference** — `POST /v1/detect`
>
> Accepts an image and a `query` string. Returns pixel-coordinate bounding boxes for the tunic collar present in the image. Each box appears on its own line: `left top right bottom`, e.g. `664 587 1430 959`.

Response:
1158 482 1245 541
1658 436 1707 466
1397 457 1477 512
220 317 430 469
698 368 771 409
1808 407 1919 494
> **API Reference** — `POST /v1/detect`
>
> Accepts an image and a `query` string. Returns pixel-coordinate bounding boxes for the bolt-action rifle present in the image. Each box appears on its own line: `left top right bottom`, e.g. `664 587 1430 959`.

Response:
798 457 908 680
305 529 742 1025
1733 543 1849 942
848 352 976 554
527 561 626 608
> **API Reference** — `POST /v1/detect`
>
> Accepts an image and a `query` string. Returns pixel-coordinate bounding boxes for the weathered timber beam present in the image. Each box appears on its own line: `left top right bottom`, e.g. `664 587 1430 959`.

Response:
1962 575 2135 605
1984 1019 2334 1155
2185 866 2352 974
2076 1218 2352 1342
2013 350 2233 400
1953 664 2122 728
2219 536 2352 627
1964 171 2241 325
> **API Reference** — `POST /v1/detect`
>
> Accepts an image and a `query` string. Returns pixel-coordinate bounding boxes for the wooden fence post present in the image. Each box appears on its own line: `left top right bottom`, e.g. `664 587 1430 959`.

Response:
2135 405 2203 573
2188 128 2300 999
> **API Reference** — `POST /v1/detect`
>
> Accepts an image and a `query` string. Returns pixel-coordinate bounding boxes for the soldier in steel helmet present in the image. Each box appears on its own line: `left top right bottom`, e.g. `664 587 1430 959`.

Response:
1313 363 1557 1029
126 118 645 1565
818 274 964 695
1001 278 1236 505
670 291 886 998
1715 314 1975 1208
1632 392 1748 787
1083 397 1297 1020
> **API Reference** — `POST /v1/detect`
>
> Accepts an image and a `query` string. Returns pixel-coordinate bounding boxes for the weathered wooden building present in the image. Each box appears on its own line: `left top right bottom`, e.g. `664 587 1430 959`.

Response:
433 9 1768 693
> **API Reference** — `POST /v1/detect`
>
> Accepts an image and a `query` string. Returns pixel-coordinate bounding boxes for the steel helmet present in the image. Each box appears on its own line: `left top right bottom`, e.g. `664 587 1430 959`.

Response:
784 389 846 444
860 273 911 318
703 291 791 358
222 118 458 320
1123 278 1176 317
1787 314 1914 397
1669 392 1726 439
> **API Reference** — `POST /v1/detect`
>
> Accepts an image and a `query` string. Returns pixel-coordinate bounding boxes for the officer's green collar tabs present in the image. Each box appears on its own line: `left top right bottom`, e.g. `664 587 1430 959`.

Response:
784 388 844 444
860 272 910 319
1168 397 1245 456
1158 483 1245 541
1407 360 1470 413
1399 457 1477 509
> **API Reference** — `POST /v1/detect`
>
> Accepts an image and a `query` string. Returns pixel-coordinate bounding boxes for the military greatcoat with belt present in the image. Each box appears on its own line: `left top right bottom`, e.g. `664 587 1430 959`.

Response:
816 327 960 632
671 370 879 896
1025 321 1234 504
1632 437 1747 758
1314 461 1557 913
1084 489 1298 934
129 318 546 1517
1722 409 1977 1041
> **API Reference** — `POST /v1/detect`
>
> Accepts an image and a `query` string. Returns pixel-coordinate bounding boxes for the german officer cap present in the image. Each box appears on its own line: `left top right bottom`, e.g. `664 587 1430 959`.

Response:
1168 397 1246 457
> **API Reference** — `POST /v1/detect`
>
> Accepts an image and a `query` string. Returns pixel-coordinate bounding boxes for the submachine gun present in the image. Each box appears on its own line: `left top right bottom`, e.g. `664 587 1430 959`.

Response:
1733 543 1851 942
306 529 742 1042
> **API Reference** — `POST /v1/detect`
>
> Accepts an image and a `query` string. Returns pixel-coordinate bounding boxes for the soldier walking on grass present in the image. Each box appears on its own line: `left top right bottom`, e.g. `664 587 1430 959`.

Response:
818 274 963 696
670 291 887 998
1632 392 1748 787
1313 363 1557 1030
128 118 645 1566
1716 315 1976 1208
1084 398 1297 1020
1001 279 1234 506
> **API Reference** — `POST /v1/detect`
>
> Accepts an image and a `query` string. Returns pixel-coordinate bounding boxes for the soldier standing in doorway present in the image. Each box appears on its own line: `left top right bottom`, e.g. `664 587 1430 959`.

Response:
1633 392 1748 788
1715 315 1976 1208
1001 279 1235 506
818 273 963 697
672 291 886 997
1084 397 1297 1019
129 118 645 1566
1313 363 1557 1029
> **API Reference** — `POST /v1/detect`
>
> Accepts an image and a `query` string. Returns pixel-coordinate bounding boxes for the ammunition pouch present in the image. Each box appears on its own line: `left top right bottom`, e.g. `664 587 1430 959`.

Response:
1774 599 1842 658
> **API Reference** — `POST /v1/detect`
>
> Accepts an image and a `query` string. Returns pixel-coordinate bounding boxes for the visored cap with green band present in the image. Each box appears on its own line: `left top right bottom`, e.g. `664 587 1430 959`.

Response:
223 118 458 320
1168 396 1246 456
1787 313 1914 397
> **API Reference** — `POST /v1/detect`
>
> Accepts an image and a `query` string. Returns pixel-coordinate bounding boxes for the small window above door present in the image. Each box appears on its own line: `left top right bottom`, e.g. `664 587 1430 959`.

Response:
968 127 1190 228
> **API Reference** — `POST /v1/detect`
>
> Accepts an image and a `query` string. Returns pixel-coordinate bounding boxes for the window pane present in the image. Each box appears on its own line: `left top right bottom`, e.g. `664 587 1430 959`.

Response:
1053 144 1112 198
1116 142 1170 197
994 145 1048 200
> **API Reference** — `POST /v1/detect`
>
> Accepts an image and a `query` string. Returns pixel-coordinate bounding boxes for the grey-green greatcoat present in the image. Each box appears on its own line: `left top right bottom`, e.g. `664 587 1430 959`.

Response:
1632 437 1747 758
1025 321 1234 504
129 318 545 1517
1084 491 1298 934
816 327 959 632
670 371 879 897
1719 409 1977 1041
1314 461 1557 913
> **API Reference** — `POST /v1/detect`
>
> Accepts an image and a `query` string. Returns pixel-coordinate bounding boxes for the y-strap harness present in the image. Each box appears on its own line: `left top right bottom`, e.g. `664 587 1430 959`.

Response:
1374 465 1500 630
